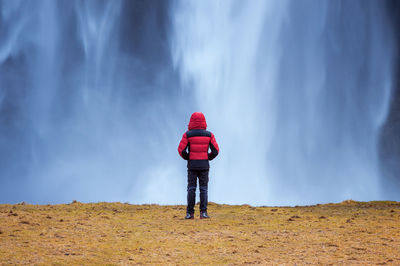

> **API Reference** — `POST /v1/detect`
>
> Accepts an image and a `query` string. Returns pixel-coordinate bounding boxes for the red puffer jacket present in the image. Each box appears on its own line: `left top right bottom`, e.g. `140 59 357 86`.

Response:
178 112 219 169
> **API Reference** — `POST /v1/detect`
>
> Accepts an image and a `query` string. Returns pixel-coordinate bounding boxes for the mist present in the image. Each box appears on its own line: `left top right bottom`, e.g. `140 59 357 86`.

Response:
0 0 397 205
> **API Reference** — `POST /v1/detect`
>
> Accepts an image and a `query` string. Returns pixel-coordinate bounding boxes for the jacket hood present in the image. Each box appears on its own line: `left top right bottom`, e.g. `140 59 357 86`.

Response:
188 112 207 130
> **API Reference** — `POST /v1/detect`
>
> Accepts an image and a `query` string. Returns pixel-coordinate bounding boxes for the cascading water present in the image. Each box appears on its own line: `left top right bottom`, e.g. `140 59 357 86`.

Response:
0 0 186 204
172 0 395 205
0 0 396 205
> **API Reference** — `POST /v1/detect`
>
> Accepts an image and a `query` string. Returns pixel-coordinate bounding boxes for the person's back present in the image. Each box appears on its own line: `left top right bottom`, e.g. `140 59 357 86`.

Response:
178 112 219 219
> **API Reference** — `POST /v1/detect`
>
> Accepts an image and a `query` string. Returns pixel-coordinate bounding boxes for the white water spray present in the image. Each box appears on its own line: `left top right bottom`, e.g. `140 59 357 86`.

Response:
172 0 395 205
0 0 396 205
0 1 186 204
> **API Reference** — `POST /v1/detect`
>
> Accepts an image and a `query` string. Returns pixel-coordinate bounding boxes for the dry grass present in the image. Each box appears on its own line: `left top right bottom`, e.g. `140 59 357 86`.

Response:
0 200 399 265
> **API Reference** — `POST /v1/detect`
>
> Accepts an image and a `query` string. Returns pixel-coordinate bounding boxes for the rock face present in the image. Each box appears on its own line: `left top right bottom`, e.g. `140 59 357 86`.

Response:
380 1 400 198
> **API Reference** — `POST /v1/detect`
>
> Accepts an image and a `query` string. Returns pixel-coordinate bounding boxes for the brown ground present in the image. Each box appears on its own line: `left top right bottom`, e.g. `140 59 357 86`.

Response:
0 200 399 265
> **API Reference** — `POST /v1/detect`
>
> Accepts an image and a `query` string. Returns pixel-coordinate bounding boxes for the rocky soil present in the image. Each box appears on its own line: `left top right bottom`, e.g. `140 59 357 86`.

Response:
0 200 399 264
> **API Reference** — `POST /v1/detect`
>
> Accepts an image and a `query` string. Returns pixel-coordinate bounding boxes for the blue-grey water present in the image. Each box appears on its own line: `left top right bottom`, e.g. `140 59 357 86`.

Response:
0 0 396 205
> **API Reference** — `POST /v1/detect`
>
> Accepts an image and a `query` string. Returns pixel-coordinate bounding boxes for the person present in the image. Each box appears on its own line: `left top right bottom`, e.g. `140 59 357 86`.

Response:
178 112 219 219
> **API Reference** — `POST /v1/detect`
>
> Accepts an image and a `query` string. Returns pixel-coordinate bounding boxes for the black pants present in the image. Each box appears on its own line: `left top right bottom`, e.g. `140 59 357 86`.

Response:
187 169 209 214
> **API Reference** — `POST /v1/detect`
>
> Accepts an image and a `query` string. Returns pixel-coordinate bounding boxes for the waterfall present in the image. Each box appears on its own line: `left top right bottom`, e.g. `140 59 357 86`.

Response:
171 0 395 205
0 0 185 204
0 0 396 205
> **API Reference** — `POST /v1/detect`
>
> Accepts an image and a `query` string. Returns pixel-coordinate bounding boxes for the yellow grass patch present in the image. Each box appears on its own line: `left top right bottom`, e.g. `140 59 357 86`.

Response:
0 200 399 264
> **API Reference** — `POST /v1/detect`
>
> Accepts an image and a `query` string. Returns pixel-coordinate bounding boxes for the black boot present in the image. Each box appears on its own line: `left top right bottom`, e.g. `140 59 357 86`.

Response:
185 213 194 219
200 211 210 219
